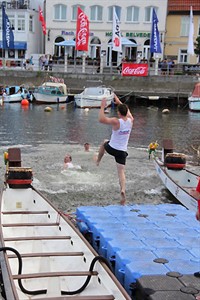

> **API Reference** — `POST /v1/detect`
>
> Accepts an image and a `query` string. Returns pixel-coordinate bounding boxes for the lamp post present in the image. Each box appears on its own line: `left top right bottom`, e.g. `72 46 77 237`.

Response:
82 52 86 73
155 54 159 75
100 53 104 74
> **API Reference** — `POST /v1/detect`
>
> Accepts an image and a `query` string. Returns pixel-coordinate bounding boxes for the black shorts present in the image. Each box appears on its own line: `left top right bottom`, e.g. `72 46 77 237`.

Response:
104 141 128 165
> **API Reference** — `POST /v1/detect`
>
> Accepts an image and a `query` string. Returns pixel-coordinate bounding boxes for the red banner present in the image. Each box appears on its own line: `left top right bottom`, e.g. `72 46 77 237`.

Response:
122 63 148 77
76 7 89 51
39 6 46 35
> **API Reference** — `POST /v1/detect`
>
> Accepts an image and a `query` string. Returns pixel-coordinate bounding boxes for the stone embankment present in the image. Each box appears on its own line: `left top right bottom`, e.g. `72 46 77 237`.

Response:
0 69 198 105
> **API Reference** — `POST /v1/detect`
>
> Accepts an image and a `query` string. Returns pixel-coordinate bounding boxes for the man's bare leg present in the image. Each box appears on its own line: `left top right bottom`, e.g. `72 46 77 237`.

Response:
96 140 108 166
116 163 126 205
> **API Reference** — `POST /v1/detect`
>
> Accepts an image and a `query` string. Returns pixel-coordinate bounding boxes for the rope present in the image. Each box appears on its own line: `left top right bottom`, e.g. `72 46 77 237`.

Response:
61 255 111 295
0 247 47 295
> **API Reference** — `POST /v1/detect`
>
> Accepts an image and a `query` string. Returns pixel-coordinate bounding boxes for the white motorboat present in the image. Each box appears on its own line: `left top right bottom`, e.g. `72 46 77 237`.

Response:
0 147 131 300
188 82 200 112
1 86 29 103
74 86 114 108
153 139 199 212
33 81 71 104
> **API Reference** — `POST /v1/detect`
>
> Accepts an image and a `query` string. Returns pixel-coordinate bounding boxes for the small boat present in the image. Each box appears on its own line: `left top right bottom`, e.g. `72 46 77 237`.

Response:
74 86 114 108
33 81 71 104
0 148 131 300
188 82 200 112
1 86 29 103
153 139 199 212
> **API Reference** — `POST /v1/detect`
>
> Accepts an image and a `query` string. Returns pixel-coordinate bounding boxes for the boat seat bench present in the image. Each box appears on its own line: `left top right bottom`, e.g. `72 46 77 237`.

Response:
13 271 98 279
2 211 49 214
4 236 71 241
7 251 84 258
35 296 115 300
2 222 60 227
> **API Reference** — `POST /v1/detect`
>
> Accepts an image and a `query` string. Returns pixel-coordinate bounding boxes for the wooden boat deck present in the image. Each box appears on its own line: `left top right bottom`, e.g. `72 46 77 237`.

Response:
0 187 131 300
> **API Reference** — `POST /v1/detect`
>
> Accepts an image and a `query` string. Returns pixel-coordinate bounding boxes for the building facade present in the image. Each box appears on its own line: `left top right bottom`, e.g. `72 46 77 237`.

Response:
0 0 43 66
44 0 168 66
165 0 200 64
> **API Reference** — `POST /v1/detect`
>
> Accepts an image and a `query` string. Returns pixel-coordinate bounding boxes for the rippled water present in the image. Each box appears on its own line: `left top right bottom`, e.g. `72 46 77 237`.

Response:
0 102 199 212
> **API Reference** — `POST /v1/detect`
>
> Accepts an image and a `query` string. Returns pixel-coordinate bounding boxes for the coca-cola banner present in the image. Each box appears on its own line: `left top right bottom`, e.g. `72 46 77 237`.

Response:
122 63 148 77
76 7 89 51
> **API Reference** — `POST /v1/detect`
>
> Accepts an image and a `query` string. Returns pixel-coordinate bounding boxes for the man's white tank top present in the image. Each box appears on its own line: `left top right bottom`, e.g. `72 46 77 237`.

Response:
109 118 132 151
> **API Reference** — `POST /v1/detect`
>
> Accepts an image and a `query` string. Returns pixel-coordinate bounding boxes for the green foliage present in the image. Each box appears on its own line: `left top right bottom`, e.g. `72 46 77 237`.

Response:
194 36 200 61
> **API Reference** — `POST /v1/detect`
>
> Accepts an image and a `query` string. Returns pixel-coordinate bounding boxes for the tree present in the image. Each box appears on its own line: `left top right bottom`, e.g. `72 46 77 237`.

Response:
194 36 200 63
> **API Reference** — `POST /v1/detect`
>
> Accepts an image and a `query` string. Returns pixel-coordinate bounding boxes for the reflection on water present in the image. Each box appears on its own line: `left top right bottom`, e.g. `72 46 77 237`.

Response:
0 103 200 152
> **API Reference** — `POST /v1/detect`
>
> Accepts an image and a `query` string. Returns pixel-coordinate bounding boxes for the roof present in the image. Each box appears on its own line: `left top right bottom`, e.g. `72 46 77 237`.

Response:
168 0 200 12
192 82 200 97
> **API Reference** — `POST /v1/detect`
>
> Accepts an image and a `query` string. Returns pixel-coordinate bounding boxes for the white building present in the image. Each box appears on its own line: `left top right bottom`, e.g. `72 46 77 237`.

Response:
0 0 43 66
45 0 168 66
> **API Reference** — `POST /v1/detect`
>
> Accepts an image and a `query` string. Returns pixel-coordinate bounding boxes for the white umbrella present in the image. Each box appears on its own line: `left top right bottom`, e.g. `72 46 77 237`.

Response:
108 37 137 46
55 40 75 47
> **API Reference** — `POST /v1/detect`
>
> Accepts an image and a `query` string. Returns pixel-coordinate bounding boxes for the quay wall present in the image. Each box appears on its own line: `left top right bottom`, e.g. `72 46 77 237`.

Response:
0 70 198 104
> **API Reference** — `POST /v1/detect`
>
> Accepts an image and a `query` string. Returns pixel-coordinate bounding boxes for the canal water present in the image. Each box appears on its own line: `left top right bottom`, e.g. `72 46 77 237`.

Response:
0 102 199 212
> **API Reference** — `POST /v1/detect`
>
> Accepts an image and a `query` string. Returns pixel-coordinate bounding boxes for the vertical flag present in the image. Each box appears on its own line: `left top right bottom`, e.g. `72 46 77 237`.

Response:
39 6 46 35
150 9 162 53
112 7 122 52
2 5 14 49
76 7 89 51
187 6 194 55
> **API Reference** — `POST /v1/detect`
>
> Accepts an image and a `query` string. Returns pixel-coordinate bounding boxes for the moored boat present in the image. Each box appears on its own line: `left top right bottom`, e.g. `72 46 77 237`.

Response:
1 86 29 103
0 147 131 300
74 86 114 108
33 78 72 104
153 139 199 211
188 82 200 112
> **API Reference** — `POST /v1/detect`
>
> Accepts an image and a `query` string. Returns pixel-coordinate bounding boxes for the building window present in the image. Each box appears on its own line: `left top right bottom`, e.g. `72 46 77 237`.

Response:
180 16 189 37
72 5 85 20
179 49 188 63
90 5 102 21
7 14 15 30
54 4 67 21
8 50 15 58
144 6 157 22
126 6 139 22
108 6 121 21
17 15 25 31
18 50 25 59
29 15 33 32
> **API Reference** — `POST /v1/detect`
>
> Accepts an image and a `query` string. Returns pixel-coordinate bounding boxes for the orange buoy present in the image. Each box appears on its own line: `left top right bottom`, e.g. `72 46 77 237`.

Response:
21 99 29 106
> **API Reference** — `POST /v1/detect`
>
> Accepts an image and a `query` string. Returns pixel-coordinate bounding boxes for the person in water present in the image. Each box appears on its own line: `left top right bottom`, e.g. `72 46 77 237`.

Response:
63 154 74 169
84 143 90 152
96 94 134 205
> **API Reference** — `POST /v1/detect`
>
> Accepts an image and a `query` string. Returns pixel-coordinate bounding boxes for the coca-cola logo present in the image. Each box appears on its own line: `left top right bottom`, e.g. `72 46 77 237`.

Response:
123 66 146 75
77 12 88 46
121 64 148 76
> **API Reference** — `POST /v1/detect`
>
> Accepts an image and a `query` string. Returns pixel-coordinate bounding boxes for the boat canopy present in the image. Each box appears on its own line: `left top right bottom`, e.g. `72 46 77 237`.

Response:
191 82 200 97
42 82 67 95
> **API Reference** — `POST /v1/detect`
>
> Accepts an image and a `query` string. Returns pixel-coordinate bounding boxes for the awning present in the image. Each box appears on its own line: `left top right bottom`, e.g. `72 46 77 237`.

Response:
0 41 27 49
55 40 75 47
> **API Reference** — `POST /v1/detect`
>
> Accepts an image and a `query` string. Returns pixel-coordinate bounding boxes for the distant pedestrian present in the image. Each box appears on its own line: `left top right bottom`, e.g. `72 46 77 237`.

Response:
44 55 49 71
48 55 53 71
